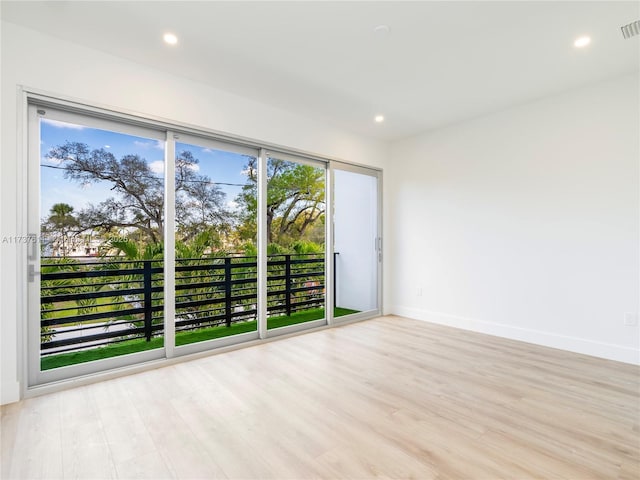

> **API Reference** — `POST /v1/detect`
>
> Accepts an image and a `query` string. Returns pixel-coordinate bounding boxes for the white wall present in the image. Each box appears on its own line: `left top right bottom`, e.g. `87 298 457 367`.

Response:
0 21 387 404
387 73 640 364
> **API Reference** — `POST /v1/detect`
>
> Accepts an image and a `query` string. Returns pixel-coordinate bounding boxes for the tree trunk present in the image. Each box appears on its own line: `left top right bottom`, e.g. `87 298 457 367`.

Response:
267 210 274 244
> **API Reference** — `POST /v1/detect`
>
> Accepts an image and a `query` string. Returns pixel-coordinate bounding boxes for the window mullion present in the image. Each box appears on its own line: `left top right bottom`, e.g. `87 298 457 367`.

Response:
164 131 176 357
257 148 268 339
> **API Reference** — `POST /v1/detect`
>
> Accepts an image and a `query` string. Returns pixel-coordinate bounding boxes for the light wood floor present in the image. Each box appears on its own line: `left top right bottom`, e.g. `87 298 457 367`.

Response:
2 315 639 479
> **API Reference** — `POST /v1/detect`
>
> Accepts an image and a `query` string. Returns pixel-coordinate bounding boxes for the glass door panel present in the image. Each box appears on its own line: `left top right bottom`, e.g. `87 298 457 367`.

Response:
266 154 326 331
173 137 259 347
333 166 381 319
29 106 166 385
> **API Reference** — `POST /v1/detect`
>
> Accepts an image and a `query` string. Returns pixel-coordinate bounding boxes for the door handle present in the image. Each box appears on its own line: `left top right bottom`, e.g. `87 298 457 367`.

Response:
28 264 40 283
27 234 38 261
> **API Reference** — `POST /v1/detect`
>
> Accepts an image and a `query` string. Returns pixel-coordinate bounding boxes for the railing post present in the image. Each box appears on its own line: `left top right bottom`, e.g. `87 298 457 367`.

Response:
333 252 338 309
225 257 232 327
285 254 292 316
143 260 153 342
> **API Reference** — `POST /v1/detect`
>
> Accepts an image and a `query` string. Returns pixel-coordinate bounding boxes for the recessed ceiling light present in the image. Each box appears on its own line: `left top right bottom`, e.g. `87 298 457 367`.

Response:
374 115 385 123
163 33 178 45
574 36 591 48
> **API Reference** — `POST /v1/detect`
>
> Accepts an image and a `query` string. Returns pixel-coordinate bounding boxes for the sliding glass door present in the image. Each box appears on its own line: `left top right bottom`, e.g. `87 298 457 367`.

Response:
26 99 382 387
331 163 382 320
265 152 327 334
28 106 167 385
172 134 260 352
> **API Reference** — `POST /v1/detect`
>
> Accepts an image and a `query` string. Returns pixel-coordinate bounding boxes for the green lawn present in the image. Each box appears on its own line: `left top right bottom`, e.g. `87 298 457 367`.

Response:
45 296 139 326
41 307 358 370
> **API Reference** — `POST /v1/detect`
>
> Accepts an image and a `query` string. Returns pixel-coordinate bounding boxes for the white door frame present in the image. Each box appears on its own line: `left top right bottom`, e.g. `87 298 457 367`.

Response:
26 105 167 387
329 161 383 322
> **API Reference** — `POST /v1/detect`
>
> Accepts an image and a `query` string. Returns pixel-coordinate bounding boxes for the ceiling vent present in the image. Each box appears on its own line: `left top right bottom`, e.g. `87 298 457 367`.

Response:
621 20 640 39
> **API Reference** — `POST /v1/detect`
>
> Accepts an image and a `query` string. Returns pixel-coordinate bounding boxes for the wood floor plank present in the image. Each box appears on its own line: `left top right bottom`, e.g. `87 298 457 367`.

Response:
7 395 64 479
1 315 638 479
58 386 117 479
0 401 21 480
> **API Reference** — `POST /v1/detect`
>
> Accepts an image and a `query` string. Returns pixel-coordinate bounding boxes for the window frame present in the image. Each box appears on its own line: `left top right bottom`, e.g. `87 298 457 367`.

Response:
20 88 383 396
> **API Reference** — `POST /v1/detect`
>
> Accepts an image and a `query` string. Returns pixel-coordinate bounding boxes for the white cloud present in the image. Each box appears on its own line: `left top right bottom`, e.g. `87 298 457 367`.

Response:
133 139 164 150
44 157 65 165
202 148 213 154
149 160 164 174
42 187 94 214
42 148 64 165
227 200 239 211
104 145 111 149
188 163 200 172
43 156 63 165
41 118 85 130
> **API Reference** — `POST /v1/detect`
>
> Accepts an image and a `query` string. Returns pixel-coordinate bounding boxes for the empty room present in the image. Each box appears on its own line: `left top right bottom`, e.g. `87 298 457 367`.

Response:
1 1 638 479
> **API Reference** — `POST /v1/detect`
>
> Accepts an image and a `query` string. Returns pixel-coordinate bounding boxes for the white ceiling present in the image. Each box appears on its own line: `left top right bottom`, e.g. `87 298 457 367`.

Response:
2 1 639 140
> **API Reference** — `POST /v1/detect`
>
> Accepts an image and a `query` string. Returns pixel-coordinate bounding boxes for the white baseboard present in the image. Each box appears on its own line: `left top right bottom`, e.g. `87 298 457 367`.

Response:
1 380 21 405
390 305 640 366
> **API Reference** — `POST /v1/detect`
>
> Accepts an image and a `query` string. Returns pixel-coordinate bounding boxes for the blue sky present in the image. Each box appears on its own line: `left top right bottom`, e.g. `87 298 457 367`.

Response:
40 119 251 221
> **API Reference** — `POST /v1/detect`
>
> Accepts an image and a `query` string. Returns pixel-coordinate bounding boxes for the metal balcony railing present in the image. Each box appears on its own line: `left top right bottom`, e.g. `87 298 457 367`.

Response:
40 253 326 355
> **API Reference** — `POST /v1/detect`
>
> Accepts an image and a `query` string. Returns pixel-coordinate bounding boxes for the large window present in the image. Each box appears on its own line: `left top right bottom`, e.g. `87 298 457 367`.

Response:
33 109 166 378
173 136 259 347
26 100 382 386
265 154 327 331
